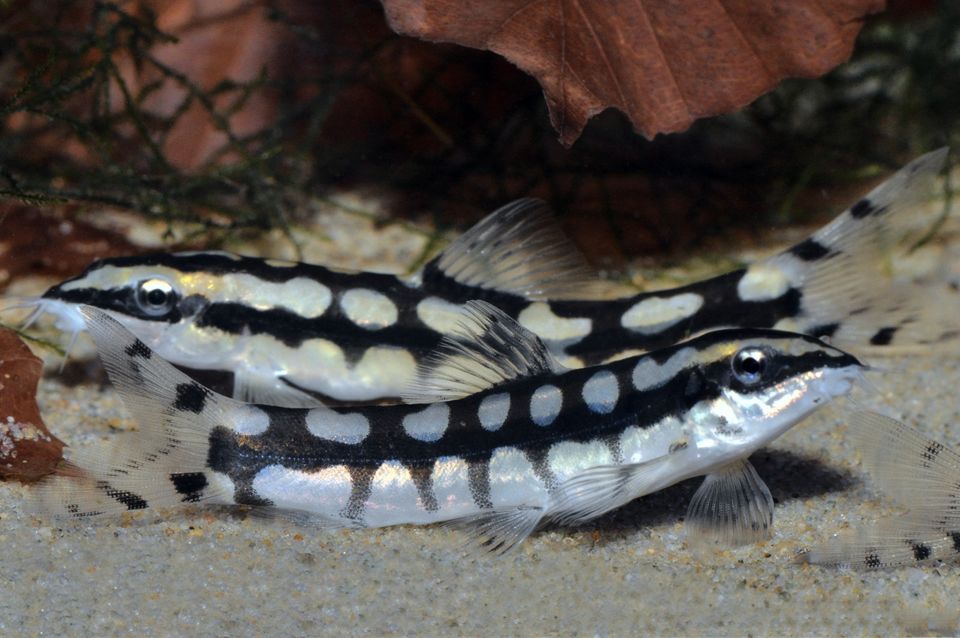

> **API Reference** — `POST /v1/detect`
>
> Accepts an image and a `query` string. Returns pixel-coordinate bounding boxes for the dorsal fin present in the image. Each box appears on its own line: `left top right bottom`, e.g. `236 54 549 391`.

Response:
402 300 561 403
424 199 601 301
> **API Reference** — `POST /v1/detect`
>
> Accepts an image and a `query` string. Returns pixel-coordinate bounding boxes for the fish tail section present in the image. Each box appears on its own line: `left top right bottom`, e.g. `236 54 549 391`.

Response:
34 306 230 520
803 516 960 569
806 412 960 568
747 148 958 352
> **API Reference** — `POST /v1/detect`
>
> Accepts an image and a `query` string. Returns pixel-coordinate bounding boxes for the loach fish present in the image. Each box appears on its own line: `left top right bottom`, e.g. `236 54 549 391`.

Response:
19 149 951 406
805 412 960 569
37 303 864 551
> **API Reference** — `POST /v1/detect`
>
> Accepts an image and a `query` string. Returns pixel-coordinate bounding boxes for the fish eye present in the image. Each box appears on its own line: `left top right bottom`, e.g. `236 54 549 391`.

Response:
136 278 177 316
732 348 767 385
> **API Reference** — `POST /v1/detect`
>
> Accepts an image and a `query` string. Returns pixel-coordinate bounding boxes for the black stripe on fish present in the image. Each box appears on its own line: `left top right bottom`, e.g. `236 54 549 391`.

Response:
557 271 802 363
194 302 444 354
202 335 853 496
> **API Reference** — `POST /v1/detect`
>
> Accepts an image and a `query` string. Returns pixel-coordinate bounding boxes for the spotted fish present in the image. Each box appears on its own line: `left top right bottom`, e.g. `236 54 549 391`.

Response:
23 150 950 406
38 303 864 551
806 412 960 569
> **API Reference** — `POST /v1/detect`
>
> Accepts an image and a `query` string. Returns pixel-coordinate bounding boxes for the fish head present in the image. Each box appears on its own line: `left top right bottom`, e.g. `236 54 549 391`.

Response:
684 328 863 466
36 253 242 366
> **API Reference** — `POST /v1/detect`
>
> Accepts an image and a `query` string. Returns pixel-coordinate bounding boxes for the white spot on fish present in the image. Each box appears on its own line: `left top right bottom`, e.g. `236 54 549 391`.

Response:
252 464 352 512
582 370 619 414
264 258 298 268
367 461 421 525
228 404 271 436
547 440 613 481
416 296 465 334
340 289 399 330
264 339 416 403
431 456 474 514
488 446 545 506
305 408 370 444
632 347 695 392
402 403 450 442
619 415 684 464
602 349 645 364
736 264 790 302
517 302 591 344
177 250 241 261
620 293 703 333
220 274 333 318
478 393 511 431
530 385 562 426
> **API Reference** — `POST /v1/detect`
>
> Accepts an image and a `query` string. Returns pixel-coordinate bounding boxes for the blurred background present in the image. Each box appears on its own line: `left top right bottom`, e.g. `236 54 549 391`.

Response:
0 0 958 282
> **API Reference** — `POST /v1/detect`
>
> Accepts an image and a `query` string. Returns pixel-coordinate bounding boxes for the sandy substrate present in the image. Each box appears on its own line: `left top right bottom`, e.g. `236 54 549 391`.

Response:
2 202 960 636
2 353 958 637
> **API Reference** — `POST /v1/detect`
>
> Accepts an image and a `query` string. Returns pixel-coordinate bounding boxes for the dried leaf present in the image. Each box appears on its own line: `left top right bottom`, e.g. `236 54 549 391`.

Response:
114 0 288 169
0 205 139 292
382 0 885 145
0 329 64 481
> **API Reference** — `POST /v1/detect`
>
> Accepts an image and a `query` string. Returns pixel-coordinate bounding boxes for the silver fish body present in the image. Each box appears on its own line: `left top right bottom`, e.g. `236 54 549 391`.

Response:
23 150 951 407
39 303 863 550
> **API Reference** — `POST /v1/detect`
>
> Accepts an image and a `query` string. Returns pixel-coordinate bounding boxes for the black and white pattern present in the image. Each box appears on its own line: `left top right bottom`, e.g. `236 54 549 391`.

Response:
21 149 952 406
806 412 960 569
37 304 864 552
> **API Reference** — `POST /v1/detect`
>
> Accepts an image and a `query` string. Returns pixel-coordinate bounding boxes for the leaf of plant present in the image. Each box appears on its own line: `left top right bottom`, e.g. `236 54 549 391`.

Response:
0 329 64 481
0 205 138 292
381 0 885 145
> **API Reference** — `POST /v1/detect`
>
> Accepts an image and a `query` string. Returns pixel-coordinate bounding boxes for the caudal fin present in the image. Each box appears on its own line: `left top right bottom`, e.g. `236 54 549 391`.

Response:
805 412 960 568
34 306 231 519
749 149 958 352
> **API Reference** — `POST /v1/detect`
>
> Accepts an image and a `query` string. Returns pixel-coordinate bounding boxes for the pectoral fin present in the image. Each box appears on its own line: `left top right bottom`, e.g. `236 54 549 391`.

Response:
685 459 775 546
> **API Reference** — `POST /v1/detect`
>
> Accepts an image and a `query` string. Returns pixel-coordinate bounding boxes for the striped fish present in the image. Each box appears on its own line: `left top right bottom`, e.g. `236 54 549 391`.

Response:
805 412 960 569
23 149 951 406
38 303 864 551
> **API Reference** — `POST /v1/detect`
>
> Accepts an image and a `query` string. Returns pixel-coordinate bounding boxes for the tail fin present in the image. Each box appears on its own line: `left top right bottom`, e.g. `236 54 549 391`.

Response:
34 306 231 520
805 412 960 568
750 148 958 352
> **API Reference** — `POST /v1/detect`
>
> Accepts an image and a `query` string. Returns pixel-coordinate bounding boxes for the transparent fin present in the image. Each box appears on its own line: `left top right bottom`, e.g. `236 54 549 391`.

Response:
441 505 544 554
846 411 960 514
403 300 560 403
760 148 958 353
685 459 775 546
804 514 960 569
247 505 365 529
549 455 675 526
33 306 230 519
806 412 960 568
233 369 325 408
425 198 602 301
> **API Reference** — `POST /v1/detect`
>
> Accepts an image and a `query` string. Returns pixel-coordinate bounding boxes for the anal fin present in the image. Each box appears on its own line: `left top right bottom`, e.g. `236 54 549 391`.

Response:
685 459 775 546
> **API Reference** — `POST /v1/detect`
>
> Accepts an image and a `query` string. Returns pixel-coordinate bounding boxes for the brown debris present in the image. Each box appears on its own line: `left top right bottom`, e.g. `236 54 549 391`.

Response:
0 204 139 292
0 329 64 481
382 0 885 145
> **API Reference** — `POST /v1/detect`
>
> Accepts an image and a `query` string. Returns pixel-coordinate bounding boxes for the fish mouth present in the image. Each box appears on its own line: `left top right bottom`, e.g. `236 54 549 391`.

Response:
0 296 87 363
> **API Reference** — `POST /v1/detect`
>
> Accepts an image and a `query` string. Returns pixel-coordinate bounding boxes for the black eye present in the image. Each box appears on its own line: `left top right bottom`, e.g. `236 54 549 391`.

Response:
732 348 767 385
136 279 176 316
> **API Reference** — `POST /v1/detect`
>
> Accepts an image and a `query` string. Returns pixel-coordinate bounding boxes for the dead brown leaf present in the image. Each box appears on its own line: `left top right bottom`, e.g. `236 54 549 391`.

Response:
0 205 140 292
382 0 885 145
0 329 64 481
